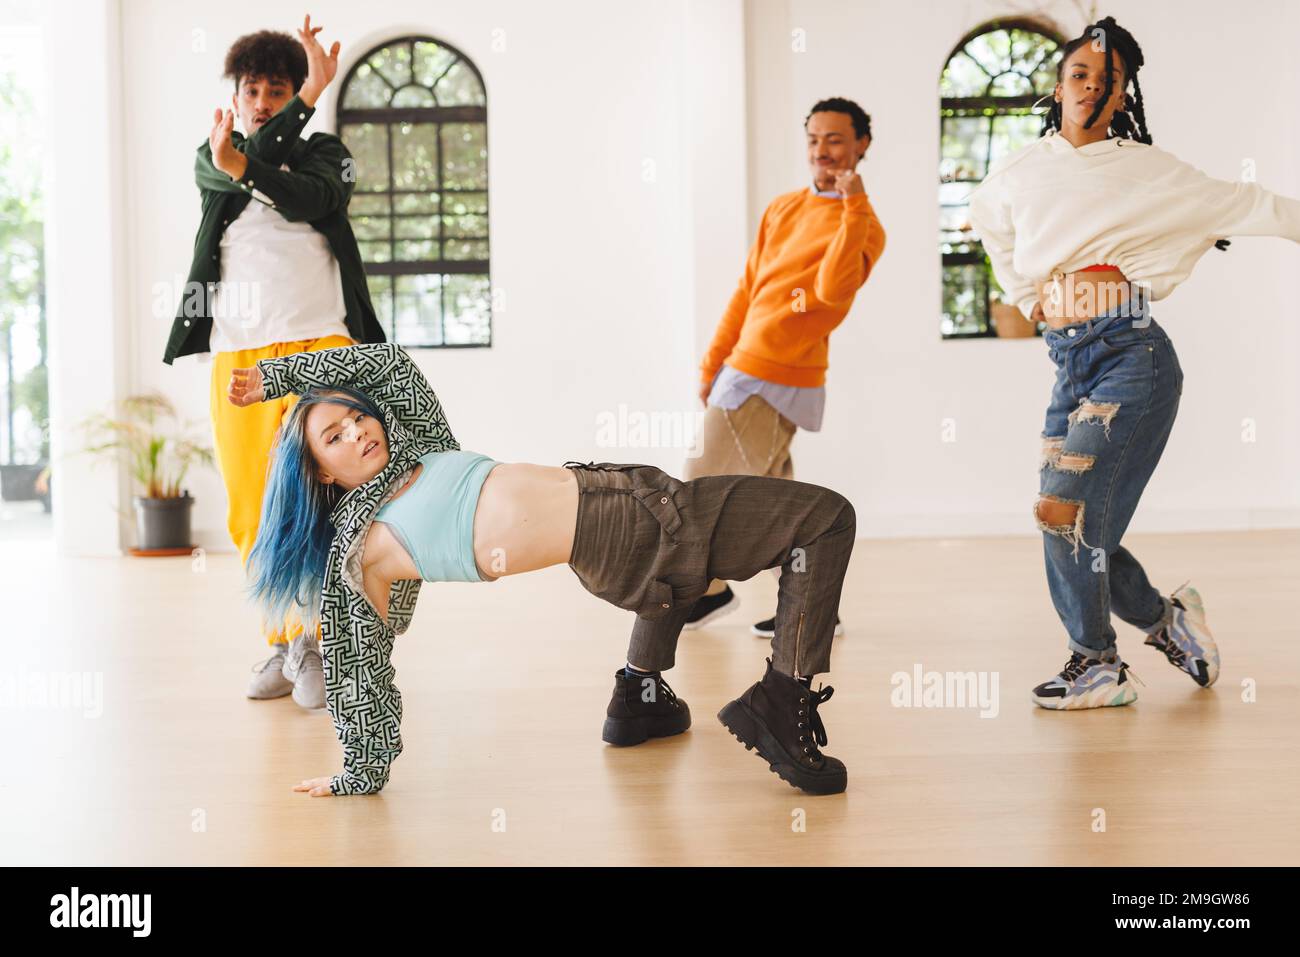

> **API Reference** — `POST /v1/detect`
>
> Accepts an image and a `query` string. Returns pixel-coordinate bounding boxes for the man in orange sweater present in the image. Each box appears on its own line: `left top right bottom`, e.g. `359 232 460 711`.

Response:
684 97 886 637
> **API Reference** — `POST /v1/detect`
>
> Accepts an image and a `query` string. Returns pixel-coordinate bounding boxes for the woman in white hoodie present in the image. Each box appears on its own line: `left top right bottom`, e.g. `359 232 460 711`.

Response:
967 16 1300 710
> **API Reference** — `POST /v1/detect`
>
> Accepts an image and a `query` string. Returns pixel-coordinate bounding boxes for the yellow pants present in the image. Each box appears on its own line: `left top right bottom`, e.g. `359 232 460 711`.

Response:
209 333 355 646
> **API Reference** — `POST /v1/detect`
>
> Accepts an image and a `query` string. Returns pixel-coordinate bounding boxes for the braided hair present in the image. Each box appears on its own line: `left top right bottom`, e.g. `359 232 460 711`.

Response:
1041 17 1230 250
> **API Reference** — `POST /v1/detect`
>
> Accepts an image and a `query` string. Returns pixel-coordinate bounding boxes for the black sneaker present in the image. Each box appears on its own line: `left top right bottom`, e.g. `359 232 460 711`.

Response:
718 658 846 795
750 615 844 638
601 669 692 746
681 585 740 631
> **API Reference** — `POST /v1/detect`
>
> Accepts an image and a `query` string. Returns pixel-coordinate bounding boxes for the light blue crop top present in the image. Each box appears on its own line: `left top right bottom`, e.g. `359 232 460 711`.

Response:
373 450 500 583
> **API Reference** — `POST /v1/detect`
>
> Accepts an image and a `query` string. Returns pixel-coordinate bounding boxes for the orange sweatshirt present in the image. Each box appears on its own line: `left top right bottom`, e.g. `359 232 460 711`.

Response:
701 189 886 388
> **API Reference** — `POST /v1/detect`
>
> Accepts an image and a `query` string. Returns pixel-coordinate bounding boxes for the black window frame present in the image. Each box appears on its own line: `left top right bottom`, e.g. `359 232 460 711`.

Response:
337 34 492 349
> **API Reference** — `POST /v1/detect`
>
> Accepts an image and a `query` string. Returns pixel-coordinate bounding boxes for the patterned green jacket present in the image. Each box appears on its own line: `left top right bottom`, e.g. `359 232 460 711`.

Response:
255 343 458 794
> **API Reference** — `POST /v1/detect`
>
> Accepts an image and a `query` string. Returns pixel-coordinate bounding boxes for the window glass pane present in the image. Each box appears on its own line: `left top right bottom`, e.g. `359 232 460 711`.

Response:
368 44 412 88
989 71 1032 96
444 238 488 261
394 215 438 240
942 263 987 336
341 122 389 191
396 238 438 261
395 274 443 345
435 60 485 106
352 211 390 242
940 117 988 182
392 122 439 192
441 123 486 189
341 62 393 109
443 192 486 215
1031 60 1059 95
965 31 1009 75
940 52 988 97
349 194 390 216
358 241 392 264
443 274 491 344
392 85 436 108
1009 29 1050 76
443 213 487 239
989 113 1041 167
394 192 440 215
414 41 457 87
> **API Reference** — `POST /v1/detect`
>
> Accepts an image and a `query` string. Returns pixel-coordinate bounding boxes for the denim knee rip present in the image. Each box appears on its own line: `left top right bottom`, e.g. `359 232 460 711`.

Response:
1034 493 1089 560
1067 399 1121 438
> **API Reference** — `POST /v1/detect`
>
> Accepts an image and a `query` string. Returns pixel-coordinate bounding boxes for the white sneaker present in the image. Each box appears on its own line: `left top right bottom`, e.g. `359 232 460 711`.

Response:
282 633 325 709
246 644 292 700
1145 582 1220 688
1031 652 1140 710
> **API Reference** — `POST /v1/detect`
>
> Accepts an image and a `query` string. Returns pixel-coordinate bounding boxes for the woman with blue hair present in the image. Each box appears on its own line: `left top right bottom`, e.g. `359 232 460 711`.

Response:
230 341 857 797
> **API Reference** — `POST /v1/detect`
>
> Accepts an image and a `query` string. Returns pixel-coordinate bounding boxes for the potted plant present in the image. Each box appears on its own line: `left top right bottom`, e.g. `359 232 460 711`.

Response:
79 393 215 553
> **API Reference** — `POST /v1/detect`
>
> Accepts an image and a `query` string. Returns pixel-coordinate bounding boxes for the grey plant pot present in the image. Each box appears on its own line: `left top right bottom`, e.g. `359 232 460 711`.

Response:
133 492 194 550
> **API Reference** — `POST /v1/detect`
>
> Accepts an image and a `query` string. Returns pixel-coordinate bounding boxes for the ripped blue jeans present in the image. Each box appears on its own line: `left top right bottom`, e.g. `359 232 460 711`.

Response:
1037 298 1183 660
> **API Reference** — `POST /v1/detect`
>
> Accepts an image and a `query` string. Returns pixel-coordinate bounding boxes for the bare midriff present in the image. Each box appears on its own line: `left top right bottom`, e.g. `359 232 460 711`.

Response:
470 463 579 579
1035 266 1132 329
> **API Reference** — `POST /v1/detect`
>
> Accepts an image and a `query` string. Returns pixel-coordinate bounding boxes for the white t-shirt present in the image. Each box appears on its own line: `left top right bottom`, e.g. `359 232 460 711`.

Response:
967 130 1300 320
209 172 351 352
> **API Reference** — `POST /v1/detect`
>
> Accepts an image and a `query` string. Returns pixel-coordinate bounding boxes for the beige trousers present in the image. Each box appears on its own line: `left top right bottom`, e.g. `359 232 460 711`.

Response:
685 394 798 593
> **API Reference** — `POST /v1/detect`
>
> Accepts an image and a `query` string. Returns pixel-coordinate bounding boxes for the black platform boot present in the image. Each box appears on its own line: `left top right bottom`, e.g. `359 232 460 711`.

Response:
601 669 692 746
717 658 846 794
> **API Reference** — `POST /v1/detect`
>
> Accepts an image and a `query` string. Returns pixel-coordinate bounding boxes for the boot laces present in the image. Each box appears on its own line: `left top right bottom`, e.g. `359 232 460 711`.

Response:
657 676 680 708
797 684 835 759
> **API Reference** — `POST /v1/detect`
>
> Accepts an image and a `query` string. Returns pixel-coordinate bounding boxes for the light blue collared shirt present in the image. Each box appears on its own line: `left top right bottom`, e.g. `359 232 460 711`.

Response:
702 185 841 433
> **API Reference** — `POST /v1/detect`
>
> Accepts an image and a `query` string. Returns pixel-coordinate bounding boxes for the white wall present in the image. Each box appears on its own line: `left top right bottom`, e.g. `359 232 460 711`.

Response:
109 0 746 553
43 0 130 556
748 0 1300 536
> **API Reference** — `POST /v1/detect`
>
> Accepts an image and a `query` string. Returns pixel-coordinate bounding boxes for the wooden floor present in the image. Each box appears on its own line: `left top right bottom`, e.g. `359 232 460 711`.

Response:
1 529 1296 866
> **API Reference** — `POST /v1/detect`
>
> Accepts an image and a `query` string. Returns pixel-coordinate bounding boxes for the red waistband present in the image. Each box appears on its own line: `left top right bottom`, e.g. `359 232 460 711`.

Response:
1078 263 1118 272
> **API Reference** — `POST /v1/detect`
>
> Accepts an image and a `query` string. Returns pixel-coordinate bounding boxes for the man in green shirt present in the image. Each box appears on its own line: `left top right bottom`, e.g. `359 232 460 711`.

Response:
164 17 385 708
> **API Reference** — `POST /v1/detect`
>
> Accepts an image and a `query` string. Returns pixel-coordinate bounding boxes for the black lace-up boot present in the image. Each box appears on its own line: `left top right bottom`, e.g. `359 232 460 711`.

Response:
601 669 692 746
717 657 847 794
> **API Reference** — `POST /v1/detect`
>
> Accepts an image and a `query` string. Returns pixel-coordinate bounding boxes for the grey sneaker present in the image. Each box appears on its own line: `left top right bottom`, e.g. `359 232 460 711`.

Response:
283 633 325 709
1144 582 1220 688
247 644 292 700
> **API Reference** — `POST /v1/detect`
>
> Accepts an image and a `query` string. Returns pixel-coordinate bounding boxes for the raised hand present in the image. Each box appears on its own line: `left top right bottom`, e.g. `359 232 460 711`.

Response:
296 14 341 108
209 108 244 178
832 168 864 196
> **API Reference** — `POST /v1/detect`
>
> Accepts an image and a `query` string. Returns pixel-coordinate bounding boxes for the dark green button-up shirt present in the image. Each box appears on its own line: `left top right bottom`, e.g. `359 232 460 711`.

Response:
162 94 386 364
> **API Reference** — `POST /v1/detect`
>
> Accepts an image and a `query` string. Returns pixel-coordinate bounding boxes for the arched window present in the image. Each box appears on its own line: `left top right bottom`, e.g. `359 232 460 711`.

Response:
337 36 490 347
939 20 1062 338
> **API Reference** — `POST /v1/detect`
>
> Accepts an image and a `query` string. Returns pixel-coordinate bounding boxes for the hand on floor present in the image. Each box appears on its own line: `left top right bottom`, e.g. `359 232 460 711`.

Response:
292 776 334 797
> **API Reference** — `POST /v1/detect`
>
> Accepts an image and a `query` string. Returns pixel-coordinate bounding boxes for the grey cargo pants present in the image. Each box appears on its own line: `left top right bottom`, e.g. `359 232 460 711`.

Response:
563 461 856 676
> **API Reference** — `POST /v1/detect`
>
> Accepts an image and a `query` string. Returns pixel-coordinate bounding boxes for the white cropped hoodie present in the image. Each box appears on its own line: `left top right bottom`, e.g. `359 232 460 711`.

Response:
966 129 1300 320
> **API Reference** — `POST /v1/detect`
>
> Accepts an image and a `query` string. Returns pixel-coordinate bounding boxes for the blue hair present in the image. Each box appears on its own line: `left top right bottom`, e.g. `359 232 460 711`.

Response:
245 385 388 633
